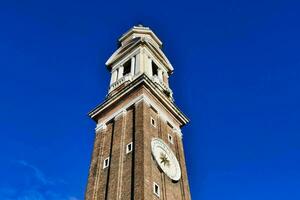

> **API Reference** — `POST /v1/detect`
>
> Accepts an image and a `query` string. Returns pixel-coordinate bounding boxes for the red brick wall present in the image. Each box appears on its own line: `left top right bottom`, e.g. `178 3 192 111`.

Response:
85 98 191 200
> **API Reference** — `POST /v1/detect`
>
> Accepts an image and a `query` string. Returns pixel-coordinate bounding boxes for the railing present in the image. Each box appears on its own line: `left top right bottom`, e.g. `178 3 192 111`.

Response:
151 76 173 99
109 74 173 100
109 74 132 92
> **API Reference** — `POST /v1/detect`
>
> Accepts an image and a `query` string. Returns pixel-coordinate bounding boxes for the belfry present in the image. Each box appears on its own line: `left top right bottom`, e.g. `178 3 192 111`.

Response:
85 25 191 200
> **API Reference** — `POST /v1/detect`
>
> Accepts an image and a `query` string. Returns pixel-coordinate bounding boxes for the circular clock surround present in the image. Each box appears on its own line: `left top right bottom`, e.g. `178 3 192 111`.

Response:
151 138 181 181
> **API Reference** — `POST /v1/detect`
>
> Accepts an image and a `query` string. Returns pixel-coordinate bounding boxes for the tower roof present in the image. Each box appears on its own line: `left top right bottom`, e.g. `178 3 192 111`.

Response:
119 25 163 48
106 25 174 73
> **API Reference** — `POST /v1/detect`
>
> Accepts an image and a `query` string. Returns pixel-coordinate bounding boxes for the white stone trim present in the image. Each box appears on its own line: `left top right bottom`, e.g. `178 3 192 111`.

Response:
134 96 145 106
168 133 174 144
118 65 124 79
110 70 118 85
142 94 182 137
109 74 133 93
106 38 173 73
150 117 157 128
173 128 183 138
103 157 110 169
117 109 127 200
90 75 189 125
95 123 107 132
126 142 133 154
94 94 182 137
153 182 160 197
111 48 141 71
115 109 127 120
130 56 135 76
144 47 169 75
118 26 163 47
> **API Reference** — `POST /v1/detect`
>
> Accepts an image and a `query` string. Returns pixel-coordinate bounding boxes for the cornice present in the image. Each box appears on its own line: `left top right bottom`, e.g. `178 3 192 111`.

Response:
94 93 183 138
118 26 162 47
105 38 140 69
89 74 189 127
105 38 173 73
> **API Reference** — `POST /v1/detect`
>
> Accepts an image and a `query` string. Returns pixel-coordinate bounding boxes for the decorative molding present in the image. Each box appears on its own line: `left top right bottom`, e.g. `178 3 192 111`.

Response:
115 109 127 120
144 47 169 75
150 117 157 128
111 48 141 71
173 128 183 138
134 96 145 106
142 94 182 137
109 74 132 93
95 123 107 132
168 133 174 144
102 157 110 169
126 142 133 154
106 40 140 68
143 41 174 72
94 94 183 137
106 39 173 73
89 75 189 126
153 182 160 197
119 26 162 47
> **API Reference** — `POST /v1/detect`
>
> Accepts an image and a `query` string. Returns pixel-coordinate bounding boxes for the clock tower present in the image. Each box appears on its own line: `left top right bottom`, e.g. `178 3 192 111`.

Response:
85 25 191 200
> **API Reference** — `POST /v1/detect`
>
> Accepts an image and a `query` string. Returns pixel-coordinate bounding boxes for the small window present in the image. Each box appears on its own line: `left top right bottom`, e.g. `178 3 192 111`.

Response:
151 117 156 127
152 61 158 76
126 142 133 154
168 134 174 144
103 157 110 169
123 59 131 76
153 182 160 197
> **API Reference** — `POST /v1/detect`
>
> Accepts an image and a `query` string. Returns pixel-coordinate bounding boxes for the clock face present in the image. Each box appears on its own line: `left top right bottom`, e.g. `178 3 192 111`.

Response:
151 138 181 181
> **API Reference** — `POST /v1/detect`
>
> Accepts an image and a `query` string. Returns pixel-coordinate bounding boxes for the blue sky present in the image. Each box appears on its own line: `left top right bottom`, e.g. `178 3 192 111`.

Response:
1 0 300 199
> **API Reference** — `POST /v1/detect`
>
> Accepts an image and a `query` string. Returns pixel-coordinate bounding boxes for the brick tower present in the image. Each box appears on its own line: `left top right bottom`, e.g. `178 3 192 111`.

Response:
85 25 191 200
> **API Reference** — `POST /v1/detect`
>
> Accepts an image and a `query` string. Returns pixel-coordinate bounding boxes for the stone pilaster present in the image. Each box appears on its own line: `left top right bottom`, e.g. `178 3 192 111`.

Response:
94 122 114 200
107 111 126 199
131 56 135 76
176 137 192 200
85 128 104 200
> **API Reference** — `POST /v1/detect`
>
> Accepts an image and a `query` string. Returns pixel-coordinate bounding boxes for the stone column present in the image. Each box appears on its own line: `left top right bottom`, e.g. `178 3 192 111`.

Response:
176 134 192 200
118 66 124 79
146 57 153 77
111 70 118 84
133 100 153 200
94 122 114 200
163 72 169 87
107 111 127 200
158 68 163 82
135 54 140 75
84 127 105 200
131 56 135 76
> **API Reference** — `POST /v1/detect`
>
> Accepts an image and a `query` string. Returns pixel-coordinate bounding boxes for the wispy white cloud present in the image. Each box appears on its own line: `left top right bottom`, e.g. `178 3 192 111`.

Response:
0 160 80 200
0 185 79 200
15 160 55 186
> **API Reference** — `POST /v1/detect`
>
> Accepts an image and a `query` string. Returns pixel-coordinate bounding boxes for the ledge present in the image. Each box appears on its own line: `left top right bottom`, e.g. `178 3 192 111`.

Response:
88 74 189 127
